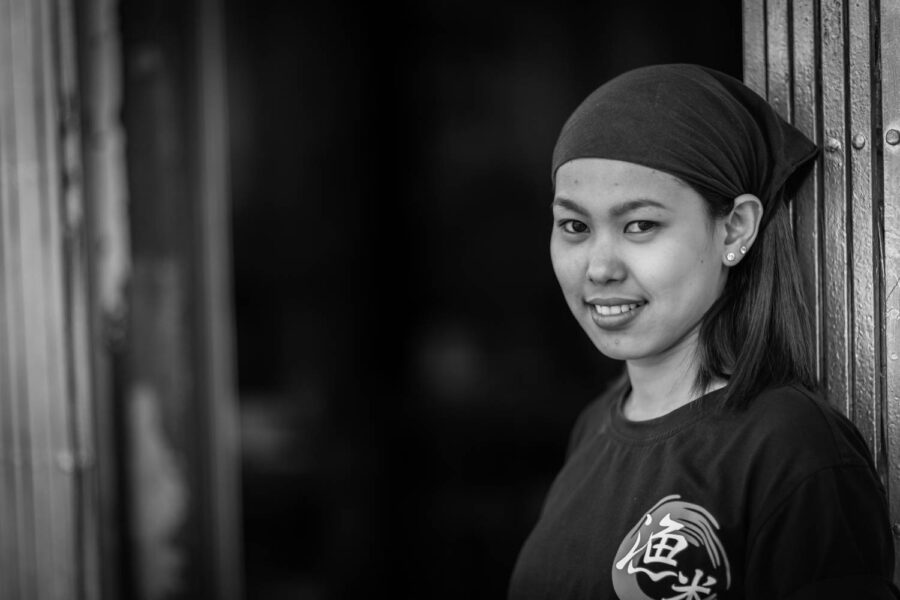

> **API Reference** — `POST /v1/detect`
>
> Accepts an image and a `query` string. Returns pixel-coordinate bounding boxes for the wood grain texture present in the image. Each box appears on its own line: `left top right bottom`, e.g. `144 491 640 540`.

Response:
750 0 900 582
766 0 792 120
743 0 767 95
880 0 900 580
820 0 852 416
790 0 823 383
847 0 880 469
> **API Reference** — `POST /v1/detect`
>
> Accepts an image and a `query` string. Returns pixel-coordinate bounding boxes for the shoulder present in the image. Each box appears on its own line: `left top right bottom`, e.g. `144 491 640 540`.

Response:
734 382 875 471
737 385 891 572
745 458 896 596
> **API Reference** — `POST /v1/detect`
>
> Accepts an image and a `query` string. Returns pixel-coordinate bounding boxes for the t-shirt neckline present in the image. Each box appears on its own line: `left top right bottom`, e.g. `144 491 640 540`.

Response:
608 379 727 443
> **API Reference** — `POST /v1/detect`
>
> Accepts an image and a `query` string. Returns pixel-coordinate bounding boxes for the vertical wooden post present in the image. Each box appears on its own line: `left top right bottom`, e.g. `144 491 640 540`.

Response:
0 0 96 597
791 0 825 383
194 0 243 596
882 0 900 582
75 0 132 598
744 0 900 583
0 0 241 596
119 0 242 597
846 0 879 485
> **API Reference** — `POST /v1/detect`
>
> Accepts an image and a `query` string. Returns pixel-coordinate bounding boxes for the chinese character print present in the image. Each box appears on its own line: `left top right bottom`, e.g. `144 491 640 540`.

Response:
612 495 730 600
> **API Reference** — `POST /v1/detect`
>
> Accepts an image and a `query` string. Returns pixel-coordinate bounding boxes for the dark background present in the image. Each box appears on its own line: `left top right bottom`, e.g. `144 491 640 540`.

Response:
225 2 742 598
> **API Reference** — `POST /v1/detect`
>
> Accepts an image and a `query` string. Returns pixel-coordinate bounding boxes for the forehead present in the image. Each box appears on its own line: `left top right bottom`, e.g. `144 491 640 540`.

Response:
554 158 695 207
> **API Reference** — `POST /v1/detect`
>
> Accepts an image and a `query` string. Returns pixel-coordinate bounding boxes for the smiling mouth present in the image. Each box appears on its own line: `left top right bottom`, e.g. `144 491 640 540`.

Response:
592 302 646 317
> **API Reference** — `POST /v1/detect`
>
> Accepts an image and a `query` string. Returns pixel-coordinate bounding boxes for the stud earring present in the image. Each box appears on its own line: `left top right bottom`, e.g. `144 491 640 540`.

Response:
740 245 748 255
726 252 736 262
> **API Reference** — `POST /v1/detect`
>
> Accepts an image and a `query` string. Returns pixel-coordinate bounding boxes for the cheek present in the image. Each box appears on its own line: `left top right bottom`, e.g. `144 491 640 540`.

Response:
637 241 720 300
550 245 583 294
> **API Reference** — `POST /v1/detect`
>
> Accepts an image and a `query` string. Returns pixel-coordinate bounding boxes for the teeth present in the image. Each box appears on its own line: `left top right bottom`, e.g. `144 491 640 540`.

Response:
594 303 641 316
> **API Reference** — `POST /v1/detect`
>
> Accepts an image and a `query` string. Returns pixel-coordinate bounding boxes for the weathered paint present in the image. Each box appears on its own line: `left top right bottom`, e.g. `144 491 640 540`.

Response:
742 0 766 96
848 0 880 469
745 0 900 583
766 0 792 120
820 0 853 417
791 0 824 383
882 0 900 581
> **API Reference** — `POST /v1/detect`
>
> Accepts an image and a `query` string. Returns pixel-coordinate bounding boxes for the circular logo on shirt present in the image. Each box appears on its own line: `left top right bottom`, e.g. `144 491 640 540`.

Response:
611 494 730 600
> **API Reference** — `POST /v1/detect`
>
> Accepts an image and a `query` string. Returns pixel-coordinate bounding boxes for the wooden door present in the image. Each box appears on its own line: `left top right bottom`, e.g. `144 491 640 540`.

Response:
743 0 900 582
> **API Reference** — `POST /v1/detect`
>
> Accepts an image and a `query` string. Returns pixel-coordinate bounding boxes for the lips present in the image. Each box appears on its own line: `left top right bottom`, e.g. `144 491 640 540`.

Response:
586 299 647 329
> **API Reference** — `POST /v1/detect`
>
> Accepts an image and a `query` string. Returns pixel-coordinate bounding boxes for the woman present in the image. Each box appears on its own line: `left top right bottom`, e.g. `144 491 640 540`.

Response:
508 64 899 599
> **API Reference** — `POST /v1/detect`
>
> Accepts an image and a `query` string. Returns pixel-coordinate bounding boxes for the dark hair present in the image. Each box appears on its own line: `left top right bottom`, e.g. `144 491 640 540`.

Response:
692 188 817 410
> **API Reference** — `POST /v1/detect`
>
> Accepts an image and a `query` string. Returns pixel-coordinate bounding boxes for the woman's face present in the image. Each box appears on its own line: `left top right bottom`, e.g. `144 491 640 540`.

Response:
550 158 728 364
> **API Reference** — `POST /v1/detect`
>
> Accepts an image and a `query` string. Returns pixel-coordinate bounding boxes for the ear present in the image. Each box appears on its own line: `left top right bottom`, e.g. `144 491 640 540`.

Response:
722 193 763 266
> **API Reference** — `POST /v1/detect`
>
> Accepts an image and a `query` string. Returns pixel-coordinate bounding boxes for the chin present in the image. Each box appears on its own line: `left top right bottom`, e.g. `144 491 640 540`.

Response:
589 337 644 361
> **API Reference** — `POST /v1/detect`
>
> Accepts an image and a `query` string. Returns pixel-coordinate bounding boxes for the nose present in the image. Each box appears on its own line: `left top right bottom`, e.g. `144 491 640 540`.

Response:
586 241 626 284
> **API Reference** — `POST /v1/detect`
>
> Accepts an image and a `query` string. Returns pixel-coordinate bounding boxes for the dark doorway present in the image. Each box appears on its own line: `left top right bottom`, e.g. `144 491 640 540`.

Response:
225 2 742 598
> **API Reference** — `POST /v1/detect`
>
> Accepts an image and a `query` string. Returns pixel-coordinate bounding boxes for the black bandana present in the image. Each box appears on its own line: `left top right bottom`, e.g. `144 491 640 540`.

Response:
552 64 818 230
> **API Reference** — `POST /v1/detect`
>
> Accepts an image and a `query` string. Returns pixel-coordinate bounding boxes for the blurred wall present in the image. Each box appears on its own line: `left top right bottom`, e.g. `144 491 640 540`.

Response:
226 1 742 598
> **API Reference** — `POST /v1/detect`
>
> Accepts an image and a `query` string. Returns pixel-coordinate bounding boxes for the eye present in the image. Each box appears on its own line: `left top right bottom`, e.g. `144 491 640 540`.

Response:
559 219 589 234
623 220 658 234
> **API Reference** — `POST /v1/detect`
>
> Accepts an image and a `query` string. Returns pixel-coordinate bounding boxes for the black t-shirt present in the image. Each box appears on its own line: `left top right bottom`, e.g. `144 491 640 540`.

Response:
508 378 899 599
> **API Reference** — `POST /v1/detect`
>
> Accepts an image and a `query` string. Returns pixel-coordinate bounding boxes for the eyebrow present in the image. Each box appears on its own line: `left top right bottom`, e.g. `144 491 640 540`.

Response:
551 197 670 218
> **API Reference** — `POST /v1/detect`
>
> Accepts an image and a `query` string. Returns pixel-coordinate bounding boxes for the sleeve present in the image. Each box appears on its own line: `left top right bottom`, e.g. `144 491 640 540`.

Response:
744 464 900 600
